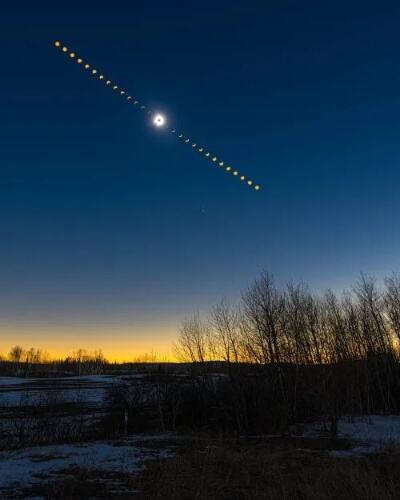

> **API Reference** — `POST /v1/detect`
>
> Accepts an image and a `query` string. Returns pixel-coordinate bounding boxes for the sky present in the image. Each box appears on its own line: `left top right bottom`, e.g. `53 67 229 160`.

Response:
1 1 400 360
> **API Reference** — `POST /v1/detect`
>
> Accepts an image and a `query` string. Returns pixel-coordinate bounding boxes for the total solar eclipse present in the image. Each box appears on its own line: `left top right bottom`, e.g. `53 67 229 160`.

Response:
53 40 261 192
153 114 166 127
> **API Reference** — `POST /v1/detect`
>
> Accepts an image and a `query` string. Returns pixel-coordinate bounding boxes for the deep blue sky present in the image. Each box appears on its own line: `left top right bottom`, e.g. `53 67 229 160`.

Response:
1 1 400 357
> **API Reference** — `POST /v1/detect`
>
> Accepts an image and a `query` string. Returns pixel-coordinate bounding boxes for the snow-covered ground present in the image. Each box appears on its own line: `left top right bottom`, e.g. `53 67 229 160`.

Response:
0 435 174 496
304 415 400 457
0 375 125 408
0 376 180 496
0 374 156 448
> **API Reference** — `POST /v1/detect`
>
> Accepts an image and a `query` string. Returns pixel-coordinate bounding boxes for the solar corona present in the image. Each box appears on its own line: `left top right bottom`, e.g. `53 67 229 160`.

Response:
53 40 261 192
153 114 166 127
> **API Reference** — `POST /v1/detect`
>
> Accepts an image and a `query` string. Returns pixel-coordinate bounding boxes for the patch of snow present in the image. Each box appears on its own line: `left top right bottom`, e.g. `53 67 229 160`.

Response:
304 415 400 458
337 415 400 444
0 436 174 493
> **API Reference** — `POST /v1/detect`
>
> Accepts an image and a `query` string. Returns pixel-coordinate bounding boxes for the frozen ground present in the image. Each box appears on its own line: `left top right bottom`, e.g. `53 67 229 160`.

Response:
304 415 400 457
0 374 156 448
0 375 126 407
0 376 178 496
0 434 174 497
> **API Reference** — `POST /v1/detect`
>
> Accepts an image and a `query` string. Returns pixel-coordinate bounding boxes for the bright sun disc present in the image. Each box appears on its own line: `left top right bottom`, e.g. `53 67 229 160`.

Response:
153 113 166 127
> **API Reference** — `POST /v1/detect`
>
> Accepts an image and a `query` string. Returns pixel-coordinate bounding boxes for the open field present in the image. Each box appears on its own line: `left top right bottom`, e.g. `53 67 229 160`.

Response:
0 374 126 449
0 373 177 497
1 373 400 498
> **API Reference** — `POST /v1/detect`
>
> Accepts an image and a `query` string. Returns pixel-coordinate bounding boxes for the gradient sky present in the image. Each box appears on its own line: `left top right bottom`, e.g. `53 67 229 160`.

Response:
2 1 400 360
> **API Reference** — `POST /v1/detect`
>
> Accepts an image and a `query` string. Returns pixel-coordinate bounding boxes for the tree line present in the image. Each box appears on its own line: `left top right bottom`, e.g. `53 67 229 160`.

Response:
175 272 400 365
172 272 400 434
0 347 109 376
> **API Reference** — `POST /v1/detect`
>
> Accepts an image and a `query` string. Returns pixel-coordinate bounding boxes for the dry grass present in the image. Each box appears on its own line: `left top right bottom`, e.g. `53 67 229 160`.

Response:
135 439 400 500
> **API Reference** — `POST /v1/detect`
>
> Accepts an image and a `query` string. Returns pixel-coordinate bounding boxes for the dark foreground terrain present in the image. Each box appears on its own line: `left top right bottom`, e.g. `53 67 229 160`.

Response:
15 436 400 500
1 364 400 499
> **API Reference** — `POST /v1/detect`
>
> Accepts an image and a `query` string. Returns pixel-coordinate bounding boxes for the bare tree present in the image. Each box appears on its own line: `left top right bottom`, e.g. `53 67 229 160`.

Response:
174 314 211 363
209 300 241 363
8 345 25 363
384 273 400 348
242 272 285 364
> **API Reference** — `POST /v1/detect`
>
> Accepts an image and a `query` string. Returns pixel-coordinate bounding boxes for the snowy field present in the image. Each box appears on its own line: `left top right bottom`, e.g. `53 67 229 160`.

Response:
1 415 400 496
0 375 125 407
0 374 157 449
2 375 400 496
0 375 178 497
0 435 174 498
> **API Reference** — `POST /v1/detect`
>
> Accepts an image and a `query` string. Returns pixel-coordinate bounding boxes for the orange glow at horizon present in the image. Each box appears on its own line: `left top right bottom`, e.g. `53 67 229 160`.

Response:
0 323 178 362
